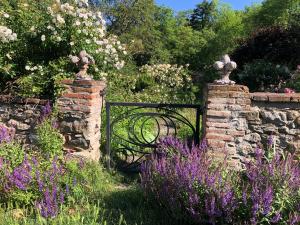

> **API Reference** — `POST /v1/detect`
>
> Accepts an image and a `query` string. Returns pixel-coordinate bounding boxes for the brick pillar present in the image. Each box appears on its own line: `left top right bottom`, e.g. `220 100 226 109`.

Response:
203 84 251 165
57 79 106 161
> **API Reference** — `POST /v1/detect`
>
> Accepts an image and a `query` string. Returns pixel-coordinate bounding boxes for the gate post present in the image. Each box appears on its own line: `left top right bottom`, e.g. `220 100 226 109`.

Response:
202 84 251 165
57 79 106 161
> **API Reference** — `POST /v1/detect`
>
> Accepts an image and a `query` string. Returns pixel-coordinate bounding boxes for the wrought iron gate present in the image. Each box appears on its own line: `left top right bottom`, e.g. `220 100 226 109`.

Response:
106 102 203 172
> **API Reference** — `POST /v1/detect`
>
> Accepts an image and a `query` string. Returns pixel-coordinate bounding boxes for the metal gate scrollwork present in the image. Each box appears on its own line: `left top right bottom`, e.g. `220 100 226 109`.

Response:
106 102 202 172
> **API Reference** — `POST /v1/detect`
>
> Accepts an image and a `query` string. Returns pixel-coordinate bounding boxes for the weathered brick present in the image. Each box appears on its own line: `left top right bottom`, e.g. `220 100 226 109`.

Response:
206 117 229 123
291 95 300 102
251 93 300 103
62 93 100 100
208 98 236 104
206 128 227 135
228 130 245 137
206 122 230 128
251 93 268 101
208 91 230 98
71 86 102 93
207 103 226 110
206 133 234 142
73 79 106 87
207 84 249 93
207 139 226 149
72 99 99 106
236 98 251 105
226 105 243 111
206 128 245 137
268 95 291 102
228 91 250 98
61 79 74 85
207 110 231 118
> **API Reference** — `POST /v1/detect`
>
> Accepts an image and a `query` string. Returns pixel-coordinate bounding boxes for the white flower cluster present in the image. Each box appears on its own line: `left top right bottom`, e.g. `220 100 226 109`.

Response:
0 25 17 43
0 12 17 43
44 0 126 70
25 64 44 72
95 35 126 70
140 64 191 88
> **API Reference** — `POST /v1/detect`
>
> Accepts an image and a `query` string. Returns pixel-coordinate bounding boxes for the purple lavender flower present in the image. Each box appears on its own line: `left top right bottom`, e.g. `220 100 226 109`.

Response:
65 184 70 195
270 212 281 223
141 136 300 224
59 191 65 204
0 157 3 170
262 186 273 215
72 177 77 186
267 135 273 146
0 125 13 143
288 213 300 225
40 101 52 122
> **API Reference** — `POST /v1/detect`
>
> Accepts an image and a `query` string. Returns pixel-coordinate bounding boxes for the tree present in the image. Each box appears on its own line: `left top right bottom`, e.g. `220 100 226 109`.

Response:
245 0 300 30
196 5 246 69
189 0 217 31
102 0 160 65
231 26 300 70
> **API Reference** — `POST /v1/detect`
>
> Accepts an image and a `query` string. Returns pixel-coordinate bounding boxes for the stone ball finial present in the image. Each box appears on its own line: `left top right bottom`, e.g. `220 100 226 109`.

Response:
213 54 237 85
69 50 95 80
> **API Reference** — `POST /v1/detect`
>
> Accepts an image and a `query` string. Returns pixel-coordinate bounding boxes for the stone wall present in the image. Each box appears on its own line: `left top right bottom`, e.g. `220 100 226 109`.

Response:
0 79 106 161
0 96 48 146
249 93 300 151
203 84 300 165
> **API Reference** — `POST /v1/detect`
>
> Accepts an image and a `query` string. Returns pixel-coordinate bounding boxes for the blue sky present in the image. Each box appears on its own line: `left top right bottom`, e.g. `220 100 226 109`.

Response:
155 0 263 11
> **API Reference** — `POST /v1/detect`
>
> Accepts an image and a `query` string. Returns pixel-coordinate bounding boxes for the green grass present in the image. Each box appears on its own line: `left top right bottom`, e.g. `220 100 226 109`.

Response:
0 163 177 225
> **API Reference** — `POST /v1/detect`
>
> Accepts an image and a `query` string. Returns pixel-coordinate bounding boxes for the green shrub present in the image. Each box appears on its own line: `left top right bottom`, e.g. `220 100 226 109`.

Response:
235 60 291 92
0 142 24 170
36 118 64 158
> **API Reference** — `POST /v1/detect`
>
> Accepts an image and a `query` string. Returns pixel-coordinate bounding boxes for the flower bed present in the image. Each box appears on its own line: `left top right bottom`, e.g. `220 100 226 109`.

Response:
141 137 300 225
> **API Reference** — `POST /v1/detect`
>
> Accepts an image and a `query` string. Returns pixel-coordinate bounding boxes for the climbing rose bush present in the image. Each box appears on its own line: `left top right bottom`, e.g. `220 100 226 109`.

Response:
139 64 191 88
135 64 194 103
141 137 300 225
0 0 127 98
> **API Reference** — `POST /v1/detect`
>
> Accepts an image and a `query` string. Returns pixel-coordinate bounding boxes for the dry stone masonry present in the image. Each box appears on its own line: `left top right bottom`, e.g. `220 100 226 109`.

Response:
203 84 300 165
0 96 48 146
57 79 106 161
249 93 300 152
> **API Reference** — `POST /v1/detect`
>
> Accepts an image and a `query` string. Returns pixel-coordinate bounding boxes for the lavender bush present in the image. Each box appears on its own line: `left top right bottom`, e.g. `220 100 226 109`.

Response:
141 136 300 225
0 153 83 218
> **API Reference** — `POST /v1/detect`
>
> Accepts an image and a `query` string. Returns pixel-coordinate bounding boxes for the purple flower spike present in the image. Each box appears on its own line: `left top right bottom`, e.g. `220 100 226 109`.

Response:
267 135 273 146
40 101 52 122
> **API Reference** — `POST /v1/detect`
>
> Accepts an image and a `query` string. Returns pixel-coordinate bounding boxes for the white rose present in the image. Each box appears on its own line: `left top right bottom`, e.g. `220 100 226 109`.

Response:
81 56 89 64
3 13 9 18
70 42 74 46
41 35 46 42
25 65 30 71
6 53 12 60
